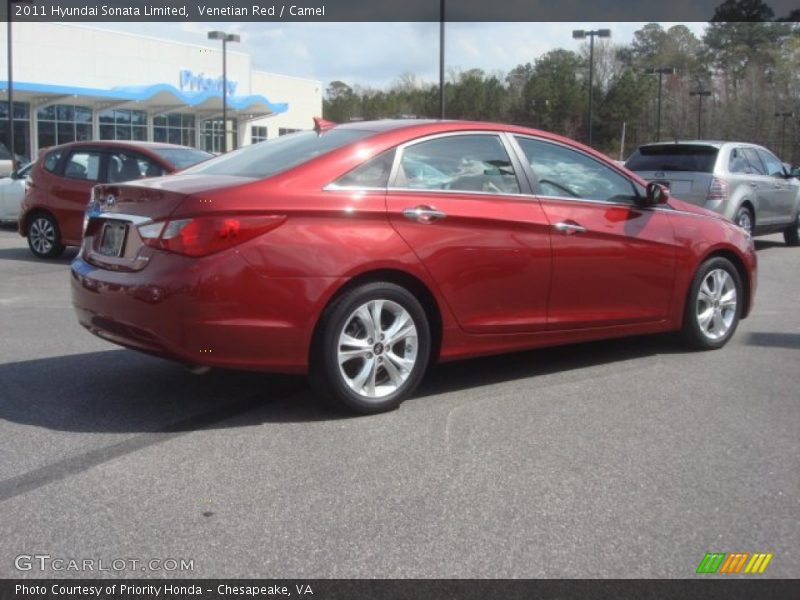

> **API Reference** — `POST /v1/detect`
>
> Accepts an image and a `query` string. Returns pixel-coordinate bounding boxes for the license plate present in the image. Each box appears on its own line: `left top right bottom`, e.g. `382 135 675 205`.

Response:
98 222 127 257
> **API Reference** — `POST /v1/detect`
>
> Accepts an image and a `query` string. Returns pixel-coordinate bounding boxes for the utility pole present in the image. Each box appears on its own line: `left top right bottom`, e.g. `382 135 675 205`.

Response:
572 28 611 147
645 67 676 142
690 89 712 139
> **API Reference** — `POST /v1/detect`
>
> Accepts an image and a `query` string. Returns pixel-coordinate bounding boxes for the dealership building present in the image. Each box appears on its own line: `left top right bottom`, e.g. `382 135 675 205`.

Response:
0 22 322 160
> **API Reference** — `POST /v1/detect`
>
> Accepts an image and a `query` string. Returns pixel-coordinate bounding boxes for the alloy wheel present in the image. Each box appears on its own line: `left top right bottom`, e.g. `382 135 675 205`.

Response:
696 268 738 341
337 299 418 399
29 217 56 256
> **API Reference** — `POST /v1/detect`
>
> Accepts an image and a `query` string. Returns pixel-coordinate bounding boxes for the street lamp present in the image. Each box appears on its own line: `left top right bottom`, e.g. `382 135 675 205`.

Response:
439 0 445 119
6 0 34 171
689 89 711 139
572 28 611 147
207 30 240 153
645 67 676 142
774 111 793 160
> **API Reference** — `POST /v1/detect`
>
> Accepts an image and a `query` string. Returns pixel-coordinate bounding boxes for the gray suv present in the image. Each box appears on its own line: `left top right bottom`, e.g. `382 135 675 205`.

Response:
625 141 800 245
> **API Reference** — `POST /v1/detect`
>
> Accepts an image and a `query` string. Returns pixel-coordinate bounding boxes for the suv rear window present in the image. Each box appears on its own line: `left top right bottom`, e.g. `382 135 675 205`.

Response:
625 145 718 173
183 129 373 179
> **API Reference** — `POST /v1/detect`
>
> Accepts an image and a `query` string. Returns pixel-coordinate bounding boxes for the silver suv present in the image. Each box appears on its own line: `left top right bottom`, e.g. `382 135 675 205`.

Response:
625 141 800 245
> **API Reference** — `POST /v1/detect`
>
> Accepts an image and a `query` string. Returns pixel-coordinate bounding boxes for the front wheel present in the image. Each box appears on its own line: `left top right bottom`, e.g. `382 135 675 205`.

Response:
310 282 431 414
681 257 743 350
783 212 800 246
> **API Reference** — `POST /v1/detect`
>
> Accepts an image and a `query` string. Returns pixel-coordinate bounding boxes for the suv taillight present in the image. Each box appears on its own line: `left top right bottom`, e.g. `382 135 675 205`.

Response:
707 177 729 201
138 215 285 257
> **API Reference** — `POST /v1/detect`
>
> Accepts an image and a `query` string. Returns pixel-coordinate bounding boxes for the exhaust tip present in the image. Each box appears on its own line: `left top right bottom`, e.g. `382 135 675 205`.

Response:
184 364 212 375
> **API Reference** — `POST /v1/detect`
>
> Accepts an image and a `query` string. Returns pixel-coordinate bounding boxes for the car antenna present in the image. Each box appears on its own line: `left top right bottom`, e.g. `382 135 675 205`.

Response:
313 117 336 135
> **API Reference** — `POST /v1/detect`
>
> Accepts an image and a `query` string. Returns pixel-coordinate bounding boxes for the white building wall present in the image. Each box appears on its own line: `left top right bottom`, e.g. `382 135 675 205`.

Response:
247 72 323 141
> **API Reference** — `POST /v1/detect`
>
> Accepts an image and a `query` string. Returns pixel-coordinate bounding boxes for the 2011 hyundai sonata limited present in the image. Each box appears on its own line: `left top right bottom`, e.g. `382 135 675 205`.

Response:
71 120 757 413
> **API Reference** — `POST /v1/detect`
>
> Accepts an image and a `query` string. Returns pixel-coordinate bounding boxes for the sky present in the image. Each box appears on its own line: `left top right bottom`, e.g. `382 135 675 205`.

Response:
90 21 708 90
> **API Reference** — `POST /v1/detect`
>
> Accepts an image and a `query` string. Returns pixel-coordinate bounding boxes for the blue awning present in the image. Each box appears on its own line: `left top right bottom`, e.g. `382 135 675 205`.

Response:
0 81 289 117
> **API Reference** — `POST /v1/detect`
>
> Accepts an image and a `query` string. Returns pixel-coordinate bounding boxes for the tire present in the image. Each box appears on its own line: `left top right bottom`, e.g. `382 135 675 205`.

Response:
734 205 754 237
783 212 800 246
681 257 743 350
27 212 65 259
310 282 431 414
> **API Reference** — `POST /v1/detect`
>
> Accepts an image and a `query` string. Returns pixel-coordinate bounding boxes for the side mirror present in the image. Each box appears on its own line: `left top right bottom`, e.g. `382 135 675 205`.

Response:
645 182 669 205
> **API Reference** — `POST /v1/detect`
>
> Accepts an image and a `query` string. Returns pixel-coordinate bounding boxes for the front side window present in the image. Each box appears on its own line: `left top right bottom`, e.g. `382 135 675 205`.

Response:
395 134 520 194
63 150 101 181
756 148 785 177
106 151 165 182
517 137 638 203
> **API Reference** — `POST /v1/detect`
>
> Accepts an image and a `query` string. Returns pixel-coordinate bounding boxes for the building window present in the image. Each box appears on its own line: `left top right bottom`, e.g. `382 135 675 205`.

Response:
37 104 92 149
251 125 268 144
201 118 237 154
279 128 301 136
0 101 31 161
153 113 196 147
99 109 147 141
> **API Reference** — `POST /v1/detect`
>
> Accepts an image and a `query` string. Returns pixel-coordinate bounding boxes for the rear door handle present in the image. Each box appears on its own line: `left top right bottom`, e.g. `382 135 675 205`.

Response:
403 205 447 223
553 221 587 235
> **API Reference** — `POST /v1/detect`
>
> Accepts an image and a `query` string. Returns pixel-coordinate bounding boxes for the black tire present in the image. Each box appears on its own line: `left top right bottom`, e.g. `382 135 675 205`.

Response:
310 282 431 414
734 205 754 237
681 256 743 350
783 212 800 246
26 212 65 259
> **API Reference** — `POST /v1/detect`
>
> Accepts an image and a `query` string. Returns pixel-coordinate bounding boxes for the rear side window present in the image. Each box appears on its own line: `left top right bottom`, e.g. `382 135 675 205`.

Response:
106 151 165 182
395 135 520 194
625 145 718 173
741 148 765 175
729 148 751 174
333 150 395 189
43 149 63 173
183 129 373 179
63 150 102 181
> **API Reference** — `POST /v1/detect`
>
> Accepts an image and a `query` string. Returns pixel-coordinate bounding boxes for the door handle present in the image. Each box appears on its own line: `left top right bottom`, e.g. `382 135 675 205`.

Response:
553 221 587 235
402 205 447 223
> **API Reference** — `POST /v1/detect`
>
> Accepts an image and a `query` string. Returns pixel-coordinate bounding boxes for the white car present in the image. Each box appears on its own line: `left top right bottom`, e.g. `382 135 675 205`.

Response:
0 162 32 224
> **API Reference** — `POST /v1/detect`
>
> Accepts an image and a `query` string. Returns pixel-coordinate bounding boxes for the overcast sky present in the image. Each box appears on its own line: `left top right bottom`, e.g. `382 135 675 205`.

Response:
91 22 708 89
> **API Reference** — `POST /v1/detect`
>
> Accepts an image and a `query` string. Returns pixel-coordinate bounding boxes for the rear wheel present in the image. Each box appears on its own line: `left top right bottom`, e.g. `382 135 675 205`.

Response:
681 257 742 350
311 282 430 414
27 213 65 259
734 205 754 237
783 212 800 246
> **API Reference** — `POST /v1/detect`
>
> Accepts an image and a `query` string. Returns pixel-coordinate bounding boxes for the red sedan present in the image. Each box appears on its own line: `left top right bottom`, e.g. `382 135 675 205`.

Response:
19 140 212 258
70 120 756 413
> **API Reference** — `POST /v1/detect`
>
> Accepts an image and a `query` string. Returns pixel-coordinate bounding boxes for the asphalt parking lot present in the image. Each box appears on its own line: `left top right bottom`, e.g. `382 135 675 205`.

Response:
0 225 798 579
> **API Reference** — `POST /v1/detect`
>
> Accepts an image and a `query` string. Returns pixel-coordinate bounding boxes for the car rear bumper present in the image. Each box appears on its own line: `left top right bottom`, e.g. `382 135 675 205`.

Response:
70 250 341 373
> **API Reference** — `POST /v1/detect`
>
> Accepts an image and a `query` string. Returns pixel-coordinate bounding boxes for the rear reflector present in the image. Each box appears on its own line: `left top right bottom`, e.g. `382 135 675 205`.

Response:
138 215 285 257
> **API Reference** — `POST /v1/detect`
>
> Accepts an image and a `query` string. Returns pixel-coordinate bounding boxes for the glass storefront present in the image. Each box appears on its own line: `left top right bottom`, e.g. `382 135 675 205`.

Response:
0 101 32 160
99 109 147 141
37 104 92 149
153 113 196 147
201 118 237 153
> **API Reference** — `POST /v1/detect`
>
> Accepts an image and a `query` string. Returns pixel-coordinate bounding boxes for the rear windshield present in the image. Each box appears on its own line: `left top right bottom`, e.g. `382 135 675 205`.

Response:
182 129 372 178
150 147 214 170
625 145 718 173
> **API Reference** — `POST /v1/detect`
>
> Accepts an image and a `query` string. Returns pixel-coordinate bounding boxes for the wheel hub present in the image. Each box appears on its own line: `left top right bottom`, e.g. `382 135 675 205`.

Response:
373 342 384 355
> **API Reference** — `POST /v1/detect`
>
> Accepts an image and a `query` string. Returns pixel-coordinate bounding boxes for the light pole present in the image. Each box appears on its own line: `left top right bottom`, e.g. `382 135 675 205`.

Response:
689 89 711 138
439 0 445 119
6 0 34 171
774 111 793 159
207 30 240 153
645 67 676 142
572 28 611 147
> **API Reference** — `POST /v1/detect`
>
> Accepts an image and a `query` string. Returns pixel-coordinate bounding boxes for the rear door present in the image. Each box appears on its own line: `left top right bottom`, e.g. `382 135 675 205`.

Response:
740 147 780 224
53 147 106 243
385 132 552 334
514 136 677 330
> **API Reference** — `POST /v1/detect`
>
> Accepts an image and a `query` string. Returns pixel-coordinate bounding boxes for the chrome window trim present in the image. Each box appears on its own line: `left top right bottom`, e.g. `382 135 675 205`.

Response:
323 184 387 193
385 186 532 200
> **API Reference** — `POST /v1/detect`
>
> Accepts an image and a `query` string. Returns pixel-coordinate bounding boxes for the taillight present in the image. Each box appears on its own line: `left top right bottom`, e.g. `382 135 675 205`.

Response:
138 215 285 257
707 177 729 201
